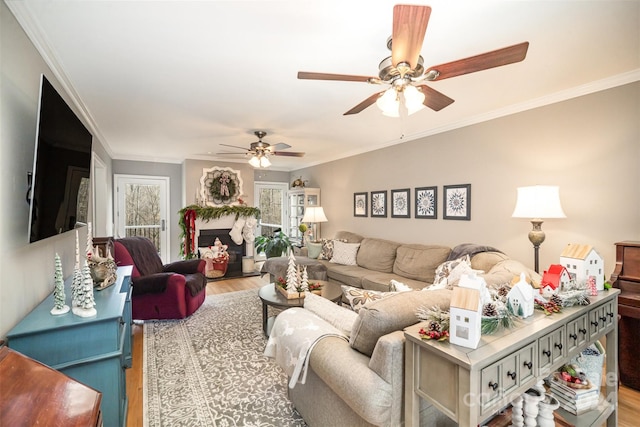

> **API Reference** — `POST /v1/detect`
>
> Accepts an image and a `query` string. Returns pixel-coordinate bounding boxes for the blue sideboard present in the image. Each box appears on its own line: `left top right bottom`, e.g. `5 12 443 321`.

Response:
7 265 133 427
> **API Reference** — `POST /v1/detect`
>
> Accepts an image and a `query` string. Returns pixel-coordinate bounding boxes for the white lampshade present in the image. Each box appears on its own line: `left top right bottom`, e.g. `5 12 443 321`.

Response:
259 156 271 168
376 88 399 117
403 85 426 115
512 186 566 219
301 206 328 223
248 155 261 168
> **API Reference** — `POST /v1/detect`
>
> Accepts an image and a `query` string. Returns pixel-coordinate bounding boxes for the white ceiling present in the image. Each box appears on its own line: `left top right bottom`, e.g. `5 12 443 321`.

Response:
7 0 640 171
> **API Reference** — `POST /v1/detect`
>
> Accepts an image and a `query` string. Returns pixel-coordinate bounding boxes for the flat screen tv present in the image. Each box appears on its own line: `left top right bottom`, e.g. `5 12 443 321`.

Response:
28 75 93 243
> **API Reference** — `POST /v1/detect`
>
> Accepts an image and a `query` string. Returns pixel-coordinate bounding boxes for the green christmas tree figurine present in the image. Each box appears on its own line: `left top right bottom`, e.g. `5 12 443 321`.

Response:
50 253 70 315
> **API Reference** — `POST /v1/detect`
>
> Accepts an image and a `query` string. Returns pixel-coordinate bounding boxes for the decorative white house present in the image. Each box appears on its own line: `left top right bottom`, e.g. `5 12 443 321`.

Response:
540 264 572 297
560 244 605 291
449 273 485 349
507 272 535 318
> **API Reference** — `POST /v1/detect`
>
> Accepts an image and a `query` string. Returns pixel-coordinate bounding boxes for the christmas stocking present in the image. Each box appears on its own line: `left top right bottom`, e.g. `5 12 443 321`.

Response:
229 217 246 245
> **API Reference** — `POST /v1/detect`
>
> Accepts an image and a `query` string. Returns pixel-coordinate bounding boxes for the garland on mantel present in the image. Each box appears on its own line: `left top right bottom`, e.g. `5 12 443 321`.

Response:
179 205 261 259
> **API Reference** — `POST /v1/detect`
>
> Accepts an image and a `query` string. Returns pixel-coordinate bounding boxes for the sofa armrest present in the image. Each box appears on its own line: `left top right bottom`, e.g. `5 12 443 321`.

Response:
163 259 205 275
309 336 395 426
369 330 405 424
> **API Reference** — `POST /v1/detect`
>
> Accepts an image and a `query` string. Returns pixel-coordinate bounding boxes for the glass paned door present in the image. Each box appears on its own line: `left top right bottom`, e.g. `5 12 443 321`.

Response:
254 182 288 238
115 175 169 262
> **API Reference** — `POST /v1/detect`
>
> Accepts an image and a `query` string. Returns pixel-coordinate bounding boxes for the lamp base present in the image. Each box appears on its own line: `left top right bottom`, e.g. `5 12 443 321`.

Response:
528 219 545 273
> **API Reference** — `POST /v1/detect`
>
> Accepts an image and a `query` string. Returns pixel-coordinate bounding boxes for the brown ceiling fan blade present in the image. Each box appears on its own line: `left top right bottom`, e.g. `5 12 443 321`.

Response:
273 151 305 157
426 41 529 81
417 85 455 112
271 143 291 151
297 71 374 82
391 5 431 69
216 152 249 156
219 143 249 151
344 91 384 116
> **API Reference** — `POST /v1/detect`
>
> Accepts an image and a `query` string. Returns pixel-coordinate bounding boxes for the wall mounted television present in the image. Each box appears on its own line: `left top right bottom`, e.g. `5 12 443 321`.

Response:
28 75 93 243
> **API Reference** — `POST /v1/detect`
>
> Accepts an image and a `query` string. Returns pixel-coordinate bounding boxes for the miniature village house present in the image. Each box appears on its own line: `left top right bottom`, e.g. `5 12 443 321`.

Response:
560 244 605 290
507 272 535 318
449 274 485 349
540 264 572 297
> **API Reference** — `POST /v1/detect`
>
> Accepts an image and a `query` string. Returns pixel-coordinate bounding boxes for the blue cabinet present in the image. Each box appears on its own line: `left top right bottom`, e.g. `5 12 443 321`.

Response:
7 266 133 427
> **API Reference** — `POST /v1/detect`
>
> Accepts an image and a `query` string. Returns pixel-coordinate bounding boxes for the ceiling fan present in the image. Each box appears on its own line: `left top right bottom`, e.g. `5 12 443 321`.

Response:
298 4 529 117
217 131 304 168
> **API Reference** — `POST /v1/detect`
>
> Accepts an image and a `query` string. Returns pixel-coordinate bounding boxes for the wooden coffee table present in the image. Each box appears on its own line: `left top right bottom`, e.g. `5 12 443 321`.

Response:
258 280 342 336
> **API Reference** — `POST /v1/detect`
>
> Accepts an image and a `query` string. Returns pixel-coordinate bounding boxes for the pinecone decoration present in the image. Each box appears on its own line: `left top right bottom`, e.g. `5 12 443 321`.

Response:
550 294 563 307
483 302 498 317
428 320 442 333
497 285 510 298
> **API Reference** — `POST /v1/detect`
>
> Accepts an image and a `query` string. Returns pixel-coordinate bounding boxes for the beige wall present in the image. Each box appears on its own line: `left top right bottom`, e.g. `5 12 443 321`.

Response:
0 2 108 338
293 82 640 276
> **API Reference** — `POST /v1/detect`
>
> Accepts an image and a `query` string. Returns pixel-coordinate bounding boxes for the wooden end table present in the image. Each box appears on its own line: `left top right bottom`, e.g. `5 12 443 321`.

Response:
258 280 342 336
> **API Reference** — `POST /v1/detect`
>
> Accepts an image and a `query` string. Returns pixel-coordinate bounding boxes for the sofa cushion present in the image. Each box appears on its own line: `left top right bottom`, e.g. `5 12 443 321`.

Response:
349 289 452 356
486 259 542 288
471 251 510 273
334 231 364 243
330 241 360 265
393 244 451 283
356 238 401 273
324 263 369 288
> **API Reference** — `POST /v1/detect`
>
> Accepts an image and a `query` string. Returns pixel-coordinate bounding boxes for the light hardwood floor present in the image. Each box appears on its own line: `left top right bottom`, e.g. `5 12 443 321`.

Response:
126 276 640 427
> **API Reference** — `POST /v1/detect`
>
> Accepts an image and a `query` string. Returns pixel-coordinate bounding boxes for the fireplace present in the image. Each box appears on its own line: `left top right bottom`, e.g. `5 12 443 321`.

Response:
198 229 244 278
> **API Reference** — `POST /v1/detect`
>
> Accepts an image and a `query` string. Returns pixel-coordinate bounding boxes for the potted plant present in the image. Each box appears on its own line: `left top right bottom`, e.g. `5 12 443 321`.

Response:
255 231 293 258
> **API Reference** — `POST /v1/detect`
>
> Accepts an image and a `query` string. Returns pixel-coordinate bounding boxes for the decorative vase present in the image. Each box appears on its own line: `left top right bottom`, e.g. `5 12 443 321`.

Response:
537 394 560 427
510 395 524 427
522 388 544 427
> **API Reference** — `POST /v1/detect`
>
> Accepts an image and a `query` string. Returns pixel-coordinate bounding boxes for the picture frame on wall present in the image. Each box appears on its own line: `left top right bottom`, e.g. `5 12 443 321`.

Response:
415 186 437 219
443 184 471 220
371 190 387 218
354 192 368 217
391 188 410 218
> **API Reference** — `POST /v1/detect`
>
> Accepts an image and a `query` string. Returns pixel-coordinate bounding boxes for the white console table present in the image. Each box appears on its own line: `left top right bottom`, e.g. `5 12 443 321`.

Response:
405 290 619 427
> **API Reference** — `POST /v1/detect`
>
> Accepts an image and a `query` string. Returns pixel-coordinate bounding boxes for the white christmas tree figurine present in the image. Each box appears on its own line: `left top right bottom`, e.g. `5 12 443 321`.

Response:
71 230 83 307
86 221 94 260
72 260 97 317
300 265 309 292
286 251 298 292
50 253 70 315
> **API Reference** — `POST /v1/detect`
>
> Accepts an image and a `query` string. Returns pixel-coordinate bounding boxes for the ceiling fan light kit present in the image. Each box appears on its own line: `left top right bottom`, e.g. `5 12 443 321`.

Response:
297 4 529 117
217 131 304 168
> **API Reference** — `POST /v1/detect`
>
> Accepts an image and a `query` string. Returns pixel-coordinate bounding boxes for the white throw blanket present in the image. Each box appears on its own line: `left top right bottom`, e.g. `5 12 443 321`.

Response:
264 307 347 388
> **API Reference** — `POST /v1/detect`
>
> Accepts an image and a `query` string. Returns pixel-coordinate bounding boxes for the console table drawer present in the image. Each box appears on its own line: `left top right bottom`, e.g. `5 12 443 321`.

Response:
566 314 589 353
538 326 565 375
481 361 501 411
516 342 537 385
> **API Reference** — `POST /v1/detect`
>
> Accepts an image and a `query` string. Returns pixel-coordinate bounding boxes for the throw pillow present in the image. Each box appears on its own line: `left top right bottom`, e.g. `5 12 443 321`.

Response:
349 289 452 356
432 255 471 287
446 260 481 288
330 241 360 265
318 238 346 260
303 292 358 337
389 279 413 292
341 285 396 313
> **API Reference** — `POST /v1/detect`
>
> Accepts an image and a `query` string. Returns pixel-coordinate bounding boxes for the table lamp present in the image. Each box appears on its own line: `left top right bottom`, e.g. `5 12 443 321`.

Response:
301 206 328 243
512 185 566 273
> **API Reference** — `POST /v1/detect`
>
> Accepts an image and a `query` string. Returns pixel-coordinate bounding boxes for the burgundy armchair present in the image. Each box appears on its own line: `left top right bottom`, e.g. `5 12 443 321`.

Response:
113 236 207 320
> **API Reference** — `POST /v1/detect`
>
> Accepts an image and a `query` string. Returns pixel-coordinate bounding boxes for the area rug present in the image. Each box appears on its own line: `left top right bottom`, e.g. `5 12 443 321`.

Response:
143 289 306 427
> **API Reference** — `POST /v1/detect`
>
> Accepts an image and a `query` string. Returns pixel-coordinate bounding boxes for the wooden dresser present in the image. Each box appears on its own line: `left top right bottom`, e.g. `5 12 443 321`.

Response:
610 240 640 390
7 266 132 427
405 290 619 427
0 346 102 426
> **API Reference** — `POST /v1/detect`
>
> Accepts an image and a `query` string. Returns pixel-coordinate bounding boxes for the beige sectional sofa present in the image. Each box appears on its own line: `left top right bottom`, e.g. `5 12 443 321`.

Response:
313 230 539 292
277 231 541 426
